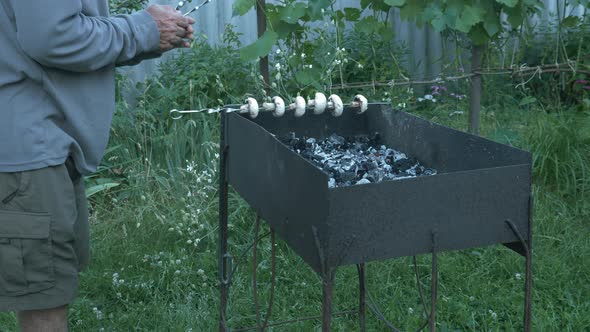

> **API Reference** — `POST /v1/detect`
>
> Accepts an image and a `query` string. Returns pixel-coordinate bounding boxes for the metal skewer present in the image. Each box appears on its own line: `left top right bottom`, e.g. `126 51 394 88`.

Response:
170 94 370 120
183 0 213 16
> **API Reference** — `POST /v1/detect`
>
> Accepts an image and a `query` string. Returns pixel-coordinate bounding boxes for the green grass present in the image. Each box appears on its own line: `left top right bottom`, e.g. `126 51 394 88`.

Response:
2 91 589 331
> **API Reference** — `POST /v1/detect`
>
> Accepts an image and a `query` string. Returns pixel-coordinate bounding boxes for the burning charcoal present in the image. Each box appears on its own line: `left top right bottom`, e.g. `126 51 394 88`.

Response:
328 178 336 188
280 132 436 187
356 178 371 185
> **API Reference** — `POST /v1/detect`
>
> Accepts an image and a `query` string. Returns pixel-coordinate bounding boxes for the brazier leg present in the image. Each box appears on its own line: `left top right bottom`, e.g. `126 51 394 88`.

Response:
430 231 439 332
357 264 366 332
219 111 230 332
322 270 336 332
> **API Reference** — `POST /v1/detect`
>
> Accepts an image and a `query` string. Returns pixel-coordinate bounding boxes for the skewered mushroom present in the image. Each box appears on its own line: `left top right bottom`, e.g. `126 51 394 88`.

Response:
352 94 368 113
308 92 327 115
289 96 307 118
328 94 344 117
263 96 286 117
240 97 259 118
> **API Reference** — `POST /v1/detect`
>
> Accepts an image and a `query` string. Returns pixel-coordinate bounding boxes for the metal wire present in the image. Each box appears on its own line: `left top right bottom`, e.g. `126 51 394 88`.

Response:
229 231 271 282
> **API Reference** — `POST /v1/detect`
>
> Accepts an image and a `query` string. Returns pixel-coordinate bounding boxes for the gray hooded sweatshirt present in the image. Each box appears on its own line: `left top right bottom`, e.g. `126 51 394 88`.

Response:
0 0 160 174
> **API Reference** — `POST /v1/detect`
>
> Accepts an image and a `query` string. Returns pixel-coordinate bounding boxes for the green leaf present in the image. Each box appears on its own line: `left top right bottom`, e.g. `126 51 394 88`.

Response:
423 3 446 31
355 16 383 34
343 7 361 21
85 181 120 198
232 0 255 16
496 0 519 7
561 16 580 28
483 15 501 37
468 23 490 45
519 96 538 106
504 5 524 29
307 0 331 20
399 0 427 21
239 31 278 61
455 5 485 33
295 70 313 85
280 3 307 24
385 0 406 6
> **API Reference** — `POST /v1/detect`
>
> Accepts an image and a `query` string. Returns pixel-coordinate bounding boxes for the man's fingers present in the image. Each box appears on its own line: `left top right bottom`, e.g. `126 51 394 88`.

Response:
175 28 187 38
177 16 194 28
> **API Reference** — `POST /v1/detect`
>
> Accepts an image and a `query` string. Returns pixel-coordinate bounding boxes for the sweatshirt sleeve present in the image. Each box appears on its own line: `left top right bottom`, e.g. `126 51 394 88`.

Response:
9 1 161 72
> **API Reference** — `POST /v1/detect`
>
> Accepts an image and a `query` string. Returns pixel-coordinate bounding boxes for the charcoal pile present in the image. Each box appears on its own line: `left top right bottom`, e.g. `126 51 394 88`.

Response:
280 132 437 188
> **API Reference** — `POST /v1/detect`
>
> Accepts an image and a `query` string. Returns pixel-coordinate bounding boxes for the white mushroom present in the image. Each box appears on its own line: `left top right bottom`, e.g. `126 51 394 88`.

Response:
271 96 285 117
291 96 306 117
262 96 286 117
328 94 344 117
240 97 259 118
353 94 368 113
308 92 327 115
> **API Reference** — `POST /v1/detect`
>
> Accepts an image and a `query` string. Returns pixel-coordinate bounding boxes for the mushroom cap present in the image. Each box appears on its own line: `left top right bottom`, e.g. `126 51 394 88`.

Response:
294 96 306 117
311 92 327 115
245 97 259 118
329 94 344 117
354 94 368 113
272 96 285 117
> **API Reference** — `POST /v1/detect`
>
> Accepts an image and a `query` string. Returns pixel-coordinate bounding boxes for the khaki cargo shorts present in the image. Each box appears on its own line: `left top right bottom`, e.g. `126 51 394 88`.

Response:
0 160 89 312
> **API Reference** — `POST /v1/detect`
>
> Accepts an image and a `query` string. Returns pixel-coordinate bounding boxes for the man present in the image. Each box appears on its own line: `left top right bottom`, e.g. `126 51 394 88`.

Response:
0 1 194 330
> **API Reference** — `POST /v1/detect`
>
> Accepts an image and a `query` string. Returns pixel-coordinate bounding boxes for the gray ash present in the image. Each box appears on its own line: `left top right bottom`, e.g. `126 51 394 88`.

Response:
280 132 437 188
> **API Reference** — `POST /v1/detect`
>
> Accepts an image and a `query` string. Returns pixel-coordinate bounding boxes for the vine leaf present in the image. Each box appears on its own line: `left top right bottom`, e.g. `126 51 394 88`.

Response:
423 3 445 31
308 0 331 20
356 16 383 34
504 5 524 29
239 30 279 61
232 0 255 16
456 5 485 33
384 0 407 6
496 0 519 7
280 2 307 24
343 7 362 21
562 16 580 28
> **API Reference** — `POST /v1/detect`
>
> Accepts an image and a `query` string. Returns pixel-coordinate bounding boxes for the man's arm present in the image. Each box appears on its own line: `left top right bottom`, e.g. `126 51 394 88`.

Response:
9 1 193 72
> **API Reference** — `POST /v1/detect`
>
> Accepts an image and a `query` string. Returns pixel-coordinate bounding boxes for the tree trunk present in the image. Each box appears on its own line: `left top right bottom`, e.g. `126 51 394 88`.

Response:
468 44 485 135
256 0 269 94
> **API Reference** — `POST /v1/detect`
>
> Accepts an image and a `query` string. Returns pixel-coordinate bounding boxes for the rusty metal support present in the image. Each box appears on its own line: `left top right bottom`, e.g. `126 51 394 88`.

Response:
506 213 533 332
429 231 438 332
357 264 367 332
252 215 262 330
262 229 277 329
219 111 230 332
322 269 336 332
524 193 534 332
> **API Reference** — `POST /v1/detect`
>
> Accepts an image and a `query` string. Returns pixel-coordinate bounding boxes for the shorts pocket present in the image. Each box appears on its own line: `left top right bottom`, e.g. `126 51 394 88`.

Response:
0 210 55 296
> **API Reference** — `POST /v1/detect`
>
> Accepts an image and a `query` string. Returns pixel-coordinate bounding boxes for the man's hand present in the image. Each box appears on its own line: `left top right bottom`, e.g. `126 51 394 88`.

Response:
146 5 195 52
